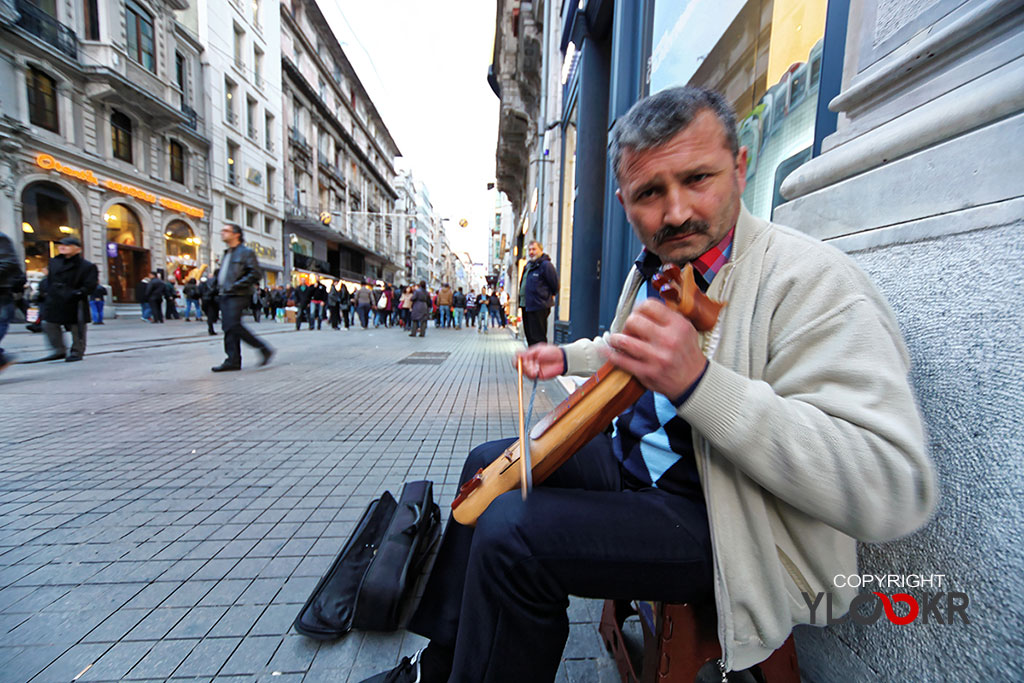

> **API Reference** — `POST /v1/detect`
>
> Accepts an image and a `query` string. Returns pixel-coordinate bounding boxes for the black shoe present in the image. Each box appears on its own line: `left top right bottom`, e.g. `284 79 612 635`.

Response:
360 650 423 683
0 355 13 372
208 331 217 336
35 353 65 362
95 321 104 325
211 363 241 372
65 355 83 362
259 347 274 367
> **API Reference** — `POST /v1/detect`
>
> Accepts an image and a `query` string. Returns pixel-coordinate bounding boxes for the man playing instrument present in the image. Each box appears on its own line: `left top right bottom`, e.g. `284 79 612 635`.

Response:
362 86 936 683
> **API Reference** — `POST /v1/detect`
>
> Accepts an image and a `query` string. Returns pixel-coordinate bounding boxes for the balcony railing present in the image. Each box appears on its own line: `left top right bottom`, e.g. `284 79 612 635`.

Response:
247 124 258 141
226 110 238 126
15 0 78 59
265 139 274 152
254 74 265 90
181 104 198 131
227 167 238 186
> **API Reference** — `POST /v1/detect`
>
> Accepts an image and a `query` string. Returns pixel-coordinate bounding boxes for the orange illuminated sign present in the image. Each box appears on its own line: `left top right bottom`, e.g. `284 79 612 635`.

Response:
36 153 205 219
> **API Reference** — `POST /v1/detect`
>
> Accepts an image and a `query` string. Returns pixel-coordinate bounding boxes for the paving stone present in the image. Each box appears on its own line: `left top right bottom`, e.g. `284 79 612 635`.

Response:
165 606 230 640
124 638 201 679
172 636 243 677
218 634 281 675
77 640 154 681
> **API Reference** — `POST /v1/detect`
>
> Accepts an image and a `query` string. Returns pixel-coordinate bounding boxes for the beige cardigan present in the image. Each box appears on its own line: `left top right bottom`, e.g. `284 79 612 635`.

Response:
562 205 936 670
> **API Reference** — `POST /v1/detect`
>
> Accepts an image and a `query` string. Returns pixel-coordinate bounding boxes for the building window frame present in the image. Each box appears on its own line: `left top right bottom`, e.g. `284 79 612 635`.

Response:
111 110 133 163
125 0 155 72
169 139 185 184
26 67 59 133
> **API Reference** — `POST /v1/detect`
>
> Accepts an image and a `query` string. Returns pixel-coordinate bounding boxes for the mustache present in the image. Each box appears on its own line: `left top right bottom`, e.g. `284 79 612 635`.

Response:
652 219 711 246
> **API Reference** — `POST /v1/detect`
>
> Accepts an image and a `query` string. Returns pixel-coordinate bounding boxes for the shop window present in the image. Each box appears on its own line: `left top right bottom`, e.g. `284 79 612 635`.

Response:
21 181 82 275
111 110 133 162
104 203 143 246
169 140 185 183
27 67 59 133
125 0 155 71
165 220 199 282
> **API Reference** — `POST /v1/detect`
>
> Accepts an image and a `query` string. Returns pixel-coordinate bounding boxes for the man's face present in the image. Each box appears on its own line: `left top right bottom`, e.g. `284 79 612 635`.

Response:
56 244 79 257
616 109 748 265
527 243 541 260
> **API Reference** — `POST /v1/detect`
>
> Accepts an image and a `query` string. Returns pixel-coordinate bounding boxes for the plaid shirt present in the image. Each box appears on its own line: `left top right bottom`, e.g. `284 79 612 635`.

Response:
612 227 735 496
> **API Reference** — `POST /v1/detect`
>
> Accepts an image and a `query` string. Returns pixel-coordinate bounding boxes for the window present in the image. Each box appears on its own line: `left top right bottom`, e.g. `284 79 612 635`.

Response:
225 200 238 221
233 25 245 69
27 67 58 132
111 110 133 163
125 0 155 71
264 215 274 235
175 52 187 106
224 78 237 125
245 208 257 230
264 112 274 150
83 0 99 39
253 46 264 88
226 140 239 185
251 0 260 26
169 140 184 183
246 97 258 140
266 165 275 202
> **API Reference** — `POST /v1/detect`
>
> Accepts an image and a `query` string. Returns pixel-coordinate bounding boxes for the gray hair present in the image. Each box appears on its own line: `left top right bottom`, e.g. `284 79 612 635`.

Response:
609 86 739 181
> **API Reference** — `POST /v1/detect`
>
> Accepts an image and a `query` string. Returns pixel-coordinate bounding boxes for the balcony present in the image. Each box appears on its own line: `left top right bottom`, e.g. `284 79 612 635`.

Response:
254 74 265 91
14 0 78 59
247 124 258 141
226 110 238 126
181 104 198 131
265 138 274 152
227 167 238 186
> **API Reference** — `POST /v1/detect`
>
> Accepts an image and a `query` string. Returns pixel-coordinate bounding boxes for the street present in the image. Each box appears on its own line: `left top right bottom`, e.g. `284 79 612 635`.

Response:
0 319 618 682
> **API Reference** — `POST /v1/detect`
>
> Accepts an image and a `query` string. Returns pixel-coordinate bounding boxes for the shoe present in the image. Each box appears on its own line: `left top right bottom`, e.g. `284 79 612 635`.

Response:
95 321 104 325
211 363 241 372
65 355 83 362
208 331 217 336
37 352 65 362
360 650 423 683
259 347 274 367
0 355 13 372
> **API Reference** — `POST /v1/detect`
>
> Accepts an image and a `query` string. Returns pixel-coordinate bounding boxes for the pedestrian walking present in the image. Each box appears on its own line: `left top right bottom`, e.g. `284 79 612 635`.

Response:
354 280 374 329
327 283 341 329
37 236 98 362
211 224 273 372
437 283 453 328
89 282 107 324
477 289 490 334
311 281 327 329
164 279 181 319
0 231 26 371
183 278 202 321
135 275 151 321
146 273 165 323
338 283 351 329
398 286 413 328
518 239 560 345
408 281 430 338
294 282 312 330
465 289 478 328
199 275 219 335
452 287 466 329
487 289 502 329
251 288 262 322
498 287 509 327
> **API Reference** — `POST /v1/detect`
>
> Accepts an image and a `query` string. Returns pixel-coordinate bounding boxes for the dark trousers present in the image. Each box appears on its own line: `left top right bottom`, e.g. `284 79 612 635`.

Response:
408 434 713 683
0 300 13 360
203 300 220 334
329 304 340 328
522 307 550 346
357 304 371 328
220 296 268 366
409 319 427 336
341 307 351 328
149 298 164 323
44 320 86 358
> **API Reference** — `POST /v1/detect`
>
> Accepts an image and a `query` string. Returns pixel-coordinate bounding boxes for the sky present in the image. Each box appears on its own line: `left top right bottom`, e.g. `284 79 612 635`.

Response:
317 0 499 266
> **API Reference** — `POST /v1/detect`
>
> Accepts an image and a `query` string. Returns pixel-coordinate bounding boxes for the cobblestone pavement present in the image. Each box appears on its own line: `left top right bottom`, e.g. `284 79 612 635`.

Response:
0 318 620 682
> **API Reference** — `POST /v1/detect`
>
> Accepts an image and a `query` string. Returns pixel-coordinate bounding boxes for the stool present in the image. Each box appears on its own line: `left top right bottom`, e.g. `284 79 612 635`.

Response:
599 600 800 683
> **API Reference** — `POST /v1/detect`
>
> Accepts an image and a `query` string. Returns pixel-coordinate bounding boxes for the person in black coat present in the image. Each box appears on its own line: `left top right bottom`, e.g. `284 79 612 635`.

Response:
294 283 312 330
183 278 202 321
39 237 98 362
164 279 180 319
518 240 560 345
198 275 219 335
0 232 24 370
146 273 165 323
212 224 273 371
409 281 431 338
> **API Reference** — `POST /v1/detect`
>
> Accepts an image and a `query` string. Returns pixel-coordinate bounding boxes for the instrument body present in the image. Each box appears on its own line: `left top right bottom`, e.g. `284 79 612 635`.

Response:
451 263 723 526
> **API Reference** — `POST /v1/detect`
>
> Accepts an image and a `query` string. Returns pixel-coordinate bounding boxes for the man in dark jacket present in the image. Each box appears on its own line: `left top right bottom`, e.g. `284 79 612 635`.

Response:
518 240 559 345
40 237 98 362
408 281 431 337
135 276 151 321
212 224 273 371
0 232 25 370
183 278 202 321
294 283 312 330
146 273 165 323
198 275 219 335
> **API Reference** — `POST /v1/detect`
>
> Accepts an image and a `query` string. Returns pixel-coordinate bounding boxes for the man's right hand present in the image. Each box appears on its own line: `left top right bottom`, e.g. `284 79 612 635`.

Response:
515 343 565 380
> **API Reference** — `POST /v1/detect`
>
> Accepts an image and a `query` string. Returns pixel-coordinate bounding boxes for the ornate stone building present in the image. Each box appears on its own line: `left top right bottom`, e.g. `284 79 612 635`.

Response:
0 0 212 306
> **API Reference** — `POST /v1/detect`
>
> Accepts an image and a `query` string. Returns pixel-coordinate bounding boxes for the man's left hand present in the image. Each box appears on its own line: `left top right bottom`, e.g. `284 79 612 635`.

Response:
605 299 707 400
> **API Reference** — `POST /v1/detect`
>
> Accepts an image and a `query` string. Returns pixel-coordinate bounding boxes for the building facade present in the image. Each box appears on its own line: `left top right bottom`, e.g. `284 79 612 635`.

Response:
280 0 401 290
192 0 284 284
1 0 213 306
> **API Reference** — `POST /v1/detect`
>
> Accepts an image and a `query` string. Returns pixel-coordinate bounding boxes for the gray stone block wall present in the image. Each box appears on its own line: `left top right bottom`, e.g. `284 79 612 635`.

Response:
790 219 1024 682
